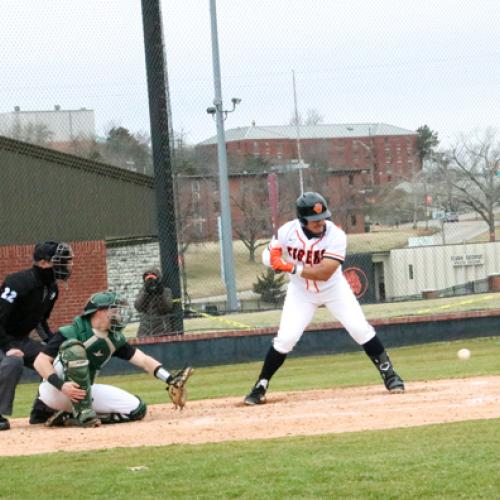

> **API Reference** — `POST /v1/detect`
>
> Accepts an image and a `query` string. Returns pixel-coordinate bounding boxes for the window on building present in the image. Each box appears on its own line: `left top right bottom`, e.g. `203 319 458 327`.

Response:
408 264 414 280
276 142 283 159
348 174 354 185
252 141 259 156
191 181 201 213
195 219 204 237
350 215 357 226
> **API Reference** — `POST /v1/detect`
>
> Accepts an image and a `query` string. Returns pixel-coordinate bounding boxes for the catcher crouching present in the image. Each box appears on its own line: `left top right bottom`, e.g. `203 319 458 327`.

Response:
31 291 193 428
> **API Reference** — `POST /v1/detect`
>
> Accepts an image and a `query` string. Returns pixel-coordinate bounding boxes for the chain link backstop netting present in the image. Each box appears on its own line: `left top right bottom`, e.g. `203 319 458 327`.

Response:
1 1 499 335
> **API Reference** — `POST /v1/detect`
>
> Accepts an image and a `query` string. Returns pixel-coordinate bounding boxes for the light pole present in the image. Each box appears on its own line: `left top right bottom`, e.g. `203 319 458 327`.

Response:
291 70 306 194
207 0 239 312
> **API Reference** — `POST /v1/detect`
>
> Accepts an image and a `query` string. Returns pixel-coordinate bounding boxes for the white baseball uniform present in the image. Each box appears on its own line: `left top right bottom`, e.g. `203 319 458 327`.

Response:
39 358 140 415
263 219 376 354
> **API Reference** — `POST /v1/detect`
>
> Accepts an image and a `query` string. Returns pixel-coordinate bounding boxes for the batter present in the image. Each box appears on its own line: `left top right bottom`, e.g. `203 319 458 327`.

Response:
244 191 405 405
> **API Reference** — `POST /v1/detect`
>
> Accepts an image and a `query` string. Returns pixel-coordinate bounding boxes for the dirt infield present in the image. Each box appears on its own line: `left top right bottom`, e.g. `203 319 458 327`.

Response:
2 376 499 457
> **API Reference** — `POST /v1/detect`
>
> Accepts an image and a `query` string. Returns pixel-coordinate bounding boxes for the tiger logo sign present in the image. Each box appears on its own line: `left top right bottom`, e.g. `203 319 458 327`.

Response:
343 266 369 298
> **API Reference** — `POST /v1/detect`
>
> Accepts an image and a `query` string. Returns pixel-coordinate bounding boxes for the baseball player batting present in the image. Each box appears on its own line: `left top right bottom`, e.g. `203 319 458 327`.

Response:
244 191 404 405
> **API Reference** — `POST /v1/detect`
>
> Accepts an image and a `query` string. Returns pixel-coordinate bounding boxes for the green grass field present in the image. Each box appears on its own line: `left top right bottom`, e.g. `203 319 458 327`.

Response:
3 337 500 499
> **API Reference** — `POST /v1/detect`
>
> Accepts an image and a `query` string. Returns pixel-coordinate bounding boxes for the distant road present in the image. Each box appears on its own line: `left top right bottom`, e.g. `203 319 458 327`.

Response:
427 219 490 244
417 213 499 245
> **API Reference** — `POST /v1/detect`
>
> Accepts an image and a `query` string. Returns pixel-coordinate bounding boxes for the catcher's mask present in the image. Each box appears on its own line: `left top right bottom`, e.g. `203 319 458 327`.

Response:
82 291 131 333
33 241 74 281
296 192 331 225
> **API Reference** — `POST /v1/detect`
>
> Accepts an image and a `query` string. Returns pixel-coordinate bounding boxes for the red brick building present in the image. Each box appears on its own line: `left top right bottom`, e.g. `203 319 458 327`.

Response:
198 122 420 185
192 123 421 235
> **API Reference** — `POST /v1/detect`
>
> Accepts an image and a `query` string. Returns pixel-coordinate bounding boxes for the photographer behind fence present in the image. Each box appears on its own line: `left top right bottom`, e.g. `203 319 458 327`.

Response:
134 268 174 337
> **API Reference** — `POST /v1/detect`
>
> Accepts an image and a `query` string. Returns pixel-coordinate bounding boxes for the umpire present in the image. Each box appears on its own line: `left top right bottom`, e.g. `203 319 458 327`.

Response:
0 241 73 430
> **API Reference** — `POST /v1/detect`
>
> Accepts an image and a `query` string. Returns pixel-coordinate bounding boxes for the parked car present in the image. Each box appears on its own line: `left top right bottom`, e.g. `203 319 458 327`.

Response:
443 211 459 222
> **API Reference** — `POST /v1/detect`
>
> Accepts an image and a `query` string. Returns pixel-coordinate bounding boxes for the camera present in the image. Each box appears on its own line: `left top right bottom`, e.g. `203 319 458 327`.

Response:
144 276 163 295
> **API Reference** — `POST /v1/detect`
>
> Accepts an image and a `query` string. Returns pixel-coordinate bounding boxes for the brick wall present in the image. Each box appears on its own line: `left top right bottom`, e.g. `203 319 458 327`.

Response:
0 240 108 331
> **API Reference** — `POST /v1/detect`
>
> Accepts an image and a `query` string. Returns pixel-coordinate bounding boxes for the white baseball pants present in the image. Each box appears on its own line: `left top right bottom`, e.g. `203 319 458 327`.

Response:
273 273 376 353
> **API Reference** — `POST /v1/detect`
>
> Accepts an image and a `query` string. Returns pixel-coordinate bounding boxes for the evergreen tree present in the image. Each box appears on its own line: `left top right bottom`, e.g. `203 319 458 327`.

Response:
253 269 286 304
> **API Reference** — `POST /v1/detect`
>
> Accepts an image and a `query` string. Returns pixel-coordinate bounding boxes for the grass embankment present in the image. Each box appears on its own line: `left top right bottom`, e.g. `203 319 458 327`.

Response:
128 291 500 334
182 227 436 299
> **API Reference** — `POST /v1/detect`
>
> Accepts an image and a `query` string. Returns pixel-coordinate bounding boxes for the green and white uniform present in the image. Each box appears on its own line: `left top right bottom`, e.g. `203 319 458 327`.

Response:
39 315 145 420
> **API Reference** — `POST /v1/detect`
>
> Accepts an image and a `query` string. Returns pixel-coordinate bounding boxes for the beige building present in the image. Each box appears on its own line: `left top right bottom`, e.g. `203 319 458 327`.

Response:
377 241 500 299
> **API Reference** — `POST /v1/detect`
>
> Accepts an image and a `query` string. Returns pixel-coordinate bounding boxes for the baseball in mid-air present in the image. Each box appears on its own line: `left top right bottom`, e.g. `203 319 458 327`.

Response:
457 348 471 361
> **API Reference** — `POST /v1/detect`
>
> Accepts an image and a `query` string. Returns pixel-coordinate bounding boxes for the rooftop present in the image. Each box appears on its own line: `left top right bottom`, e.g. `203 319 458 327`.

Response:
198 122 417 145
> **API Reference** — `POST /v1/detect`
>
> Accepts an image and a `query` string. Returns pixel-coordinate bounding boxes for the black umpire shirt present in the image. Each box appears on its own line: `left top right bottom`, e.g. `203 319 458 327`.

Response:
0 266 58 351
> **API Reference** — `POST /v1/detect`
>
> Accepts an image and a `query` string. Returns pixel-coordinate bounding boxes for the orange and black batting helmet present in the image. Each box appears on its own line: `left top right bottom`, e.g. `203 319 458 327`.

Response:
296 192 331 225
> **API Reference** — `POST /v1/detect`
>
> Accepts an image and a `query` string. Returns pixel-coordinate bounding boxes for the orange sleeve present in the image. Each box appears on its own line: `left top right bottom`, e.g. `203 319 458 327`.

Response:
269 247 282 268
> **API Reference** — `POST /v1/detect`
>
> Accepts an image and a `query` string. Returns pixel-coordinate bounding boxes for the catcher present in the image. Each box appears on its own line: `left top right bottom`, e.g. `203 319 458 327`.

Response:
32 290 193 427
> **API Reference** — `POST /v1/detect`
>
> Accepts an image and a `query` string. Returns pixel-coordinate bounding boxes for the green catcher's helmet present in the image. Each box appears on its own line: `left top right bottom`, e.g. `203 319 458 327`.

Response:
82 291 130 332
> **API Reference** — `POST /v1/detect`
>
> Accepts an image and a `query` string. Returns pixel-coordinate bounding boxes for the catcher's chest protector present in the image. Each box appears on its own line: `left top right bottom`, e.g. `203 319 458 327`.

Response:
60 322 127 383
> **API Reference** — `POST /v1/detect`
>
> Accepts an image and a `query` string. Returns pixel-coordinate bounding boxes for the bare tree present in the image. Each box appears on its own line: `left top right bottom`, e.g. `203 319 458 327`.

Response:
9 122 54 145
304 109 324 126
367 181 416 226
288 108 324 126
444 129 500 241
231 174 272 262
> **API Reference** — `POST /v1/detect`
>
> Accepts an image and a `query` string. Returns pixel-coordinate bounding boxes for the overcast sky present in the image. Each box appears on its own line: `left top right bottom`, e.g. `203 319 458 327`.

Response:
0 0 498 146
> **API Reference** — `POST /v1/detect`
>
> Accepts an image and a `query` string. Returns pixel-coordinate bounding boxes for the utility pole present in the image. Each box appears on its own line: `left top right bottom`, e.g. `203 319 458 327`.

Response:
208 0 239 311
292 70 306 194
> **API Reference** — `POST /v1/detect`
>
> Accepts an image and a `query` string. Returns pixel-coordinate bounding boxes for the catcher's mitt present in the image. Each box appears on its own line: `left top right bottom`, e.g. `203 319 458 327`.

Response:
166 366 194 410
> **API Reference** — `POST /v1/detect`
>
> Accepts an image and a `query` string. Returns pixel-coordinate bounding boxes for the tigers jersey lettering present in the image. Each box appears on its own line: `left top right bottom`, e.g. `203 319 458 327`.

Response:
265 219 346 292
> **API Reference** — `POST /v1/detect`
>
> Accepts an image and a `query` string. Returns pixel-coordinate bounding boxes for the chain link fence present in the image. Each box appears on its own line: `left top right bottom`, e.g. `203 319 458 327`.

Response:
1 1 499 336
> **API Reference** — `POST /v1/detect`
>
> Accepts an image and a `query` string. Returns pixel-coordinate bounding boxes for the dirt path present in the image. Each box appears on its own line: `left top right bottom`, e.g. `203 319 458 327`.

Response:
2 376 499 457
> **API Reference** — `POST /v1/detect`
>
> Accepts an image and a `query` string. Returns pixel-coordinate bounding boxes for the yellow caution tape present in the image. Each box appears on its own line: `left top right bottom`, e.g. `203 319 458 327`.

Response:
185 308 252 329
171 298 251 328
416 294 496 315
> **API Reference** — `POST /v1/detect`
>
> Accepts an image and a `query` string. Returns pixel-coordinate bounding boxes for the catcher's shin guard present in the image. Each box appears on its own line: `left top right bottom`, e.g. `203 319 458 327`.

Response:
46 410 101 428
369 351 405 393
59 339 98 424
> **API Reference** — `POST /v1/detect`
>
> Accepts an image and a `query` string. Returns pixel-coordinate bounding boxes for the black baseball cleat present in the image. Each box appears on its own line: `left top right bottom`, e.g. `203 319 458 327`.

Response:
244 383 267 405
0 415 10 431
29 398 56 425
370 351 405 393
45 410 73 427
384 372 405 393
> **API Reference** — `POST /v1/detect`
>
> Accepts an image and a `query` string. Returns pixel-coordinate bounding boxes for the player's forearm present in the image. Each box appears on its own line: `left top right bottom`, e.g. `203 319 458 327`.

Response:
34 352 56 379
130 349 161 374
300 262 341 281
